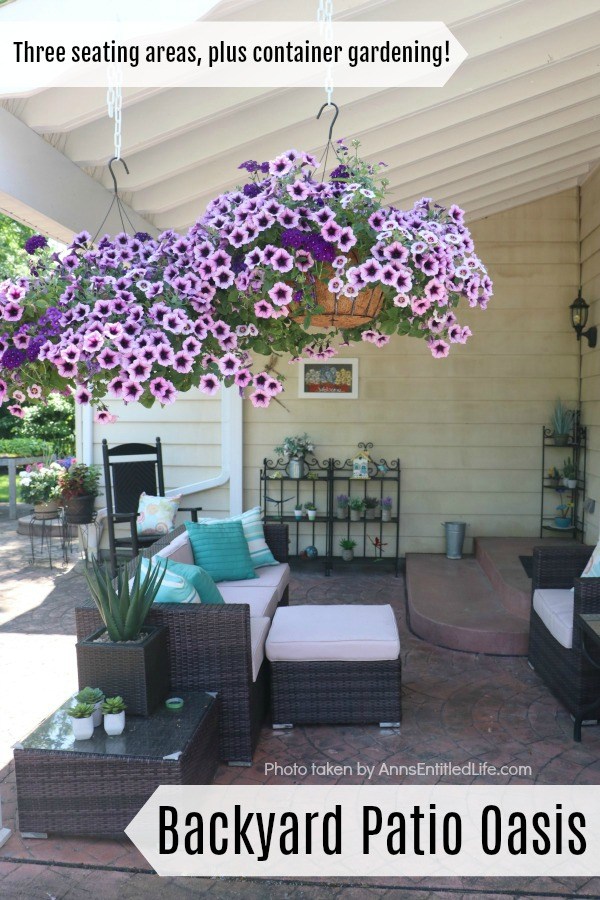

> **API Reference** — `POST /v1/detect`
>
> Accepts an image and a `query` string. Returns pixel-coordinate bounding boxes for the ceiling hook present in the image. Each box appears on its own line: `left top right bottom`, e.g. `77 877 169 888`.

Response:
108 156 130 196
316 101 340 143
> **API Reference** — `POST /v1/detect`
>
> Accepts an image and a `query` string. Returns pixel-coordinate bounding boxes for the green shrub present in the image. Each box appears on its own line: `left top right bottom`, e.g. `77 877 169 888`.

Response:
20 394 75 457
0 437 52 457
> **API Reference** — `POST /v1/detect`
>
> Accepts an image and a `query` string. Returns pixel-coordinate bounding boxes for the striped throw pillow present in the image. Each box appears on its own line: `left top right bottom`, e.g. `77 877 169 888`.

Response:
193 507 277 568
137 557 200 604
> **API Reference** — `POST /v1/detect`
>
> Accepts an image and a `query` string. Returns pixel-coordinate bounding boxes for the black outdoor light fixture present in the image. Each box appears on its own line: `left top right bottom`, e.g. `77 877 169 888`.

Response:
570 290 597 348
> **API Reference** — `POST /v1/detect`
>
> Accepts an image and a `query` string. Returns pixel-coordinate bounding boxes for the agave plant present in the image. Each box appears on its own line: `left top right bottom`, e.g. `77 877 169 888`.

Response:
84 558 166 642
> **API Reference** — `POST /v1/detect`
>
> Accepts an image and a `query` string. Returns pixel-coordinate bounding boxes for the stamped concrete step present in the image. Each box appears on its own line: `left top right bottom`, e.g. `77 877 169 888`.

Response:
405 553 529 656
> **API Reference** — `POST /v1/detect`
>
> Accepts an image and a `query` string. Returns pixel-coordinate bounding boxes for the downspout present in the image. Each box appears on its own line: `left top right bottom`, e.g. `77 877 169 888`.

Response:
165 386 244 515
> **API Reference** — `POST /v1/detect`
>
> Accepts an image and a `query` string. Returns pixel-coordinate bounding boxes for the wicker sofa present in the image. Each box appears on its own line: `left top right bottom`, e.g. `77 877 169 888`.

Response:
528 543 600 741
75 522 289 764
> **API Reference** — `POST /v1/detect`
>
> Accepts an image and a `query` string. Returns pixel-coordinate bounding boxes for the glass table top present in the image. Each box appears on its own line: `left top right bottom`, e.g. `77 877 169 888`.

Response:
17 691 215 760
579 613 600 640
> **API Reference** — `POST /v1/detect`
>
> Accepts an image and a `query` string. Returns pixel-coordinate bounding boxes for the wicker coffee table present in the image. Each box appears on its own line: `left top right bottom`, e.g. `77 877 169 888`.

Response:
13 691 219 837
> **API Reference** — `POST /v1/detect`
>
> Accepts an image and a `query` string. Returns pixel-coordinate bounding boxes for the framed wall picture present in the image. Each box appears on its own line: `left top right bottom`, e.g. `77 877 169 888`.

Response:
298 358 359 399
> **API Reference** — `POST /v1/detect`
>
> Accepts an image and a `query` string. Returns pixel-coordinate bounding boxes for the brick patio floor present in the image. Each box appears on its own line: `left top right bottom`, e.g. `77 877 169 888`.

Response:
1 509 600 898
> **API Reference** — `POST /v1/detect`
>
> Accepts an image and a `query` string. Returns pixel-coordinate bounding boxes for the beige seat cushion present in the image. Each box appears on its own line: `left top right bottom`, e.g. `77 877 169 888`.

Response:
220 584 278 619
220 563 290 603
266 604 400 663
155 530 194 565
533 588 575 649
251 616 271 682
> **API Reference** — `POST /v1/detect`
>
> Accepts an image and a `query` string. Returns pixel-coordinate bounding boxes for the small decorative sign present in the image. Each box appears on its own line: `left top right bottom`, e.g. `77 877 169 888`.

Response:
299 359 358 399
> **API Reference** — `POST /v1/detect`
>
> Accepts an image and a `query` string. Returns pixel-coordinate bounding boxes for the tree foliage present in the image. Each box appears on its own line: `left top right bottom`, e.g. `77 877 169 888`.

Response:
0 212 34 282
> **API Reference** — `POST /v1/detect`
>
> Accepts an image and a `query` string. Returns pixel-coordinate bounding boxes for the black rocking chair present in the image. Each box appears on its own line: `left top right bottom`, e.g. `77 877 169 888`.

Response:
102 437 201 575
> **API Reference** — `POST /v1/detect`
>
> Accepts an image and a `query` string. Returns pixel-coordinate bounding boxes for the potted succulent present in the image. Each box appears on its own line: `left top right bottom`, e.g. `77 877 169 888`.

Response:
293 503 303 521
102 696 127 736
349 497 365 521
274 434 316 479
340 538 357 562
18 459 64 518
562 458 578 489
364 496 379 520
77 558 168 716
304 501 317 522
58 460 101 524
336 494 349 519
75 686 105 727
380 496 393 522
68 702 95 741
554 497 573 528
552 399 574 446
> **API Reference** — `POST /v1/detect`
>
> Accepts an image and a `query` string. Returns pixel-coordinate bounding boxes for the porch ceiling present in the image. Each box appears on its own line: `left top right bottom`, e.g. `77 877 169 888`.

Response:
2 0 600 232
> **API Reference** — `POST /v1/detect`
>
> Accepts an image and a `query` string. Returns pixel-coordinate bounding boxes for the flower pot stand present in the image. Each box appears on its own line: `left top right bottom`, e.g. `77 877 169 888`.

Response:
28 507 67 569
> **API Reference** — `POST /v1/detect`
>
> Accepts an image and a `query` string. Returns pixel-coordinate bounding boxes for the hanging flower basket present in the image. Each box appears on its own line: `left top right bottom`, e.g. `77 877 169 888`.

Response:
0 141 492 417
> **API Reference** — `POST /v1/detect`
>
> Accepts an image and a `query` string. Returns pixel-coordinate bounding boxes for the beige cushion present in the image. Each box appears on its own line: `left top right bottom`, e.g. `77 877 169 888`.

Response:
533 588 575 649
250 616 270 682
220 584 279 619
155 530 194 565
220 563 290 605
266 604 400 663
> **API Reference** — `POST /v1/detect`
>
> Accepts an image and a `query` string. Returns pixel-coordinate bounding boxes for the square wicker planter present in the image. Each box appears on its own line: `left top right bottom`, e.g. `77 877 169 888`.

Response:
76 624 169 716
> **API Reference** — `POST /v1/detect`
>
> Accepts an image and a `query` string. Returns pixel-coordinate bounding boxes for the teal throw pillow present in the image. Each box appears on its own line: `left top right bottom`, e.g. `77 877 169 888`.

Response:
185 520 257 583
162 558 224 605
196 506 278 568
138 557 199 604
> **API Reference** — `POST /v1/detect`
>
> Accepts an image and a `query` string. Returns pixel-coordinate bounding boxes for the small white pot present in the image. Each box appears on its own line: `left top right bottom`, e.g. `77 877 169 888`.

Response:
350 509 362 521
336 507 348 519
293 511 303 520
565 479 577 489
104 711 125 736
306 509 317 522
92 701 103 727
381 509 392 522
365 508 376 520
70 715 94 741
341 549 354 562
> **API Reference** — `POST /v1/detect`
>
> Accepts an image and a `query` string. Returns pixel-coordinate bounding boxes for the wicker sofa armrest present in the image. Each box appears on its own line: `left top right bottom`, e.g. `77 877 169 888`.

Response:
263 523 289 562
532 545 592 591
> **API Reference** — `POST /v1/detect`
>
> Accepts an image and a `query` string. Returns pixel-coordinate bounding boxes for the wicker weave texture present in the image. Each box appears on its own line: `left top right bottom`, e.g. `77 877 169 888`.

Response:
76 624 169 717
270 659 402 725
14 697 220 836
529 545 600 739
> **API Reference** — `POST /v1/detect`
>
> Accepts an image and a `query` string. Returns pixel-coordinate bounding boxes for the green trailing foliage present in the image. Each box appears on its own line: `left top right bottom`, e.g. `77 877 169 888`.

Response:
84 557 167 642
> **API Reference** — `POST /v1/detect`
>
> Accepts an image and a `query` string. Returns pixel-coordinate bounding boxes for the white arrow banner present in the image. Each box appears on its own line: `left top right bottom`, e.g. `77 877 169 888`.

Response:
126 784 600 878
0 21 467 93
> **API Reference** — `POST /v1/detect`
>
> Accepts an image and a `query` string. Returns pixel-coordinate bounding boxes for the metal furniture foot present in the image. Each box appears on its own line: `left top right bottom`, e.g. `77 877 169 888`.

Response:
379 721 401 728
272 723 294 730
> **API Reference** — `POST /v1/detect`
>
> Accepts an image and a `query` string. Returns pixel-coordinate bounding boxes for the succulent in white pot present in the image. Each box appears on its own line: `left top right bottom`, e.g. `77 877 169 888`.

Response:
75 686 105 727
68 702 95 740
349 497 365 521
340 538 356 562
304 502 317 522
103 696 127 736
293 503 303 520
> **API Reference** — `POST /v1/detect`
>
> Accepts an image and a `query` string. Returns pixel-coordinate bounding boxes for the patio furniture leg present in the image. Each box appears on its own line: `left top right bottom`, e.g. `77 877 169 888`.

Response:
272 723 294 729
574 717 582 742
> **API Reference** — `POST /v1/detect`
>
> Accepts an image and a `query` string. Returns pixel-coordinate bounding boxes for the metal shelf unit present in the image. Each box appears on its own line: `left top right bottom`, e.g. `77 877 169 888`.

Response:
539 413 586 541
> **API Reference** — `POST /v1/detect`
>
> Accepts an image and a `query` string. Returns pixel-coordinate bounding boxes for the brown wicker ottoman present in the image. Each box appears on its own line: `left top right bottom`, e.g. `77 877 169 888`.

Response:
266 605 401 727
14 691 219 837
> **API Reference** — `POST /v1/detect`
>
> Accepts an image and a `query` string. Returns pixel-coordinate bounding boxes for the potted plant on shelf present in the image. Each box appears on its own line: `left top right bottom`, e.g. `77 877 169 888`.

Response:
58 461 101 524
364 496 379 520
554 497 573 528
102 696 127 736
546 466 561 488
293 503 303 521
77 558 168 716
75 686 105 727
274 434 315 479
18 459 64 519
304 501 317 522
562 458 578 489
349 497 365 521
68 702 95 741
340 538 357 562
380 497 393 522
336 494 349 519
551 399 574 446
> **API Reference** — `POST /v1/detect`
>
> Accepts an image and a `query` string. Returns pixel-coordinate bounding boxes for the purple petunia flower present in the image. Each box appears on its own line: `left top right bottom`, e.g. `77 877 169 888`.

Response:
24 234 48 255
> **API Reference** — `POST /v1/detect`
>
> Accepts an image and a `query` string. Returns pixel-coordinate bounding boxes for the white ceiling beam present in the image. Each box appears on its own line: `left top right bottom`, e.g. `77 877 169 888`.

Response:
4 87 166 133
468 180 579 222
0 107 156 244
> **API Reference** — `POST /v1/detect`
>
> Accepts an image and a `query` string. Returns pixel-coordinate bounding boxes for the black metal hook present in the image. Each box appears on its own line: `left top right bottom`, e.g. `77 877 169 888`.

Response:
108 156 129 196
316 101 340 143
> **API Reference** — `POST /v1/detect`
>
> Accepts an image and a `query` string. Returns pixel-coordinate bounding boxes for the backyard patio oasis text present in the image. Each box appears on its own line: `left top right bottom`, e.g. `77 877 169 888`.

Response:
12 39 449 70
158 803 586 861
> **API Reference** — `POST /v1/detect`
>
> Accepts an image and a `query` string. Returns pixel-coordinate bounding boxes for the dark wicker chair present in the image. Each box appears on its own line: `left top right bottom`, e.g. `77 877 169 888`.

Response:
528 544 600 740
102 437 201 576
76 522 290 764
